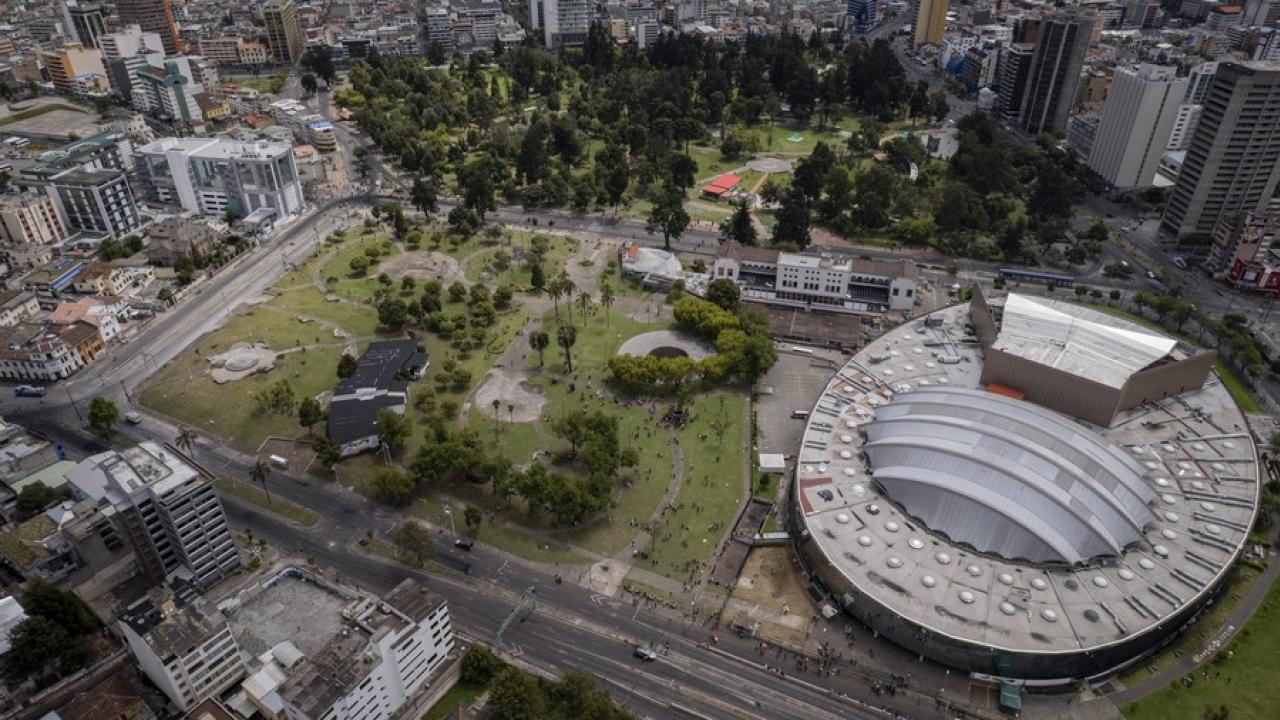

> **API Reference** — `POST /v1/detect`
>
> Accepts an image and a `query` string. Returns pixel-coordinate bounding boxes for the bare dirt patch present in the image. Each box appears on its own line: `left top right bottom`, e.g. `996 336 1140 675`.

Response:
256 437 317 471
474 369 547 422
732 547 814 616
378 251 461 284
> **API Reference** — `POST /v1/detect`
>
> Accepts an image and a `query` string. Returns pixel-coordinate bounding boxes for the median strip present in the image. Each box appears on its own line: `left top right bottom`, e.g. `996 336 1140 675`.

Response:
213 478 320 527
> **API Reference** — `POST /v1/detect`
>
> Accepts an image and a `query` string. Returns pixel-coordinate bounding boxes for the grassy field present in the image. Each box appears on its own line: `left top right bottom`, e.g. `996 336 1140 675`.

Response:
0 102 91 126
410 308 677 562
235 71 288 95
423 681 486 720
1122 564 1280 720
138 310 347 451
214 478 320 527
641 393 748 582
463 233 576 287
1085 303 1262 413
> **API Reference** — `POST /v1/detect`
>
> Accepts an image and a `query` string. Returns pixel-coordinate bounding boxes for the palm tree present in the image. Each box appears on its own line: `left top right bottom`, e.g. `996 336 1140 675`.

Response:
600 282 615 327
577 290 593 323
491 398 502 442
556 323 578 373
507 403 514 424
250 460 272 503
549 278 565 318
175 427 195 454
529 330 550 367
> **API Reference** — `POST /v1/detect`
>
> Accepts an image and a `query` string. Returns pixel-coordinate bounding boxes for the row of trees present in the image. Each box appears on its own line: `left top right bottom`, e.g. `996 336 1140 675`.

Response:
608 283 775 394
461 644 633 720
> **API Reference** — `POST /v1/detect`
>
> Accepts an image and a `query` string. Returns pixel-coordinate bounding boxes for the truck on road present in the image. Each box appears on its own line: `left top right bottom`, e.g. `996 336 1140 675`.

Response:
14 385 45 398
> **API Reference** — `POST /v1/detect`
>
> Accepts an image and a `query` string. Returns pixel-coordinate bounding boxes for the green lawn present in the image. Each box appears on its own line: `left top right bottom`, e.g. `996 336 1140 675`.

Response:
214 478 320 527
689 145 741 179
423 681 487 720
235 71 288 95
0 103 91 126
463 233 576 287
400 307 686 564
271 285 382 337
138 309 346 451
1122 564 1280 720
641 393 748 582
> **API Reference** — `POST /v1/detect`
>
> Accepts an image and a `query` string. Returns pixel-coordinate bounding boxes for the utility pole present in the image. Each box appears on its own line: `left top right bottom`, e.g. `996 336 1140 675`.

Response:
65 386 85 427
495 586 537 647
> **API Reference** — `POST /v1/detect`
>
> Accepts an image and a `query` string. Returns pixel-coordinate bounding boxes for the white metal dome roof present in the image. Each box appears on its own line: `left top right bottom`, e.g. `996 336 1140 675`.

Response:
863 388 1157 565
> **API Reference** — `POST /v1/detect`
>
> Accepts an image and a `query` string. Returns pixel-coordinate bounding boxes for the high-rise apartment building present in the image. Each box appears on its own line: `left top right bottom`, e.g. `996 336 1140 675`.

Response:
848 0 878 34
138 137 305 221
1161 61 1280 238
1088 64 1188 189
0 193 68 248
535 0 593 47
120 585 248 712
998 43 1035 123
65 3 106 49
263 0 304 64
116 0 181 56
46 168 141 239
1019 10 1092 135
67 442 241 589
915 0 948 47
41 42 108 96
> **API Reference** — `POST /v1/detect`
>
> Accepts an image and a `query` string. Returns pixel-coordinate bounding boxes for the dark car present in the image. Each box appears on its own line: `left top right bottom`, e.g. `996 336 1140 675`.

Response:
453 537 475 551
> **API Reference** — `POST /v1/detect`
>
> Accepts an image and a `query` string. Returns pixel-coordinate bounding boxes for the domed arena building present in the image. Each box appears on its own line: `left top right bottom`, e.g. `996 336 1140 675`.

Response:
791 288 1260 681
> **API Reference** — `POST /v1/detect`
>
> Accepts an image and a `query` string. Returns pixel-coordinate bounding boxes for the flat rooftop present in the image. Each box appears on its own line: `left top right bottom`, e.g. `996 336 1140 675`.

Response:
224 571 353 658
797 301 1259 656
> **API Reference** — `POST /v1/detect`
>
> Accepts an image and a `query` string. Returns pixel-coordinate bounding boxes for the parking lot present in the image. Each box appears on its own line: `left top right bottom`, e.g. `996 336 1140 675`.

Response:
754 347 845 459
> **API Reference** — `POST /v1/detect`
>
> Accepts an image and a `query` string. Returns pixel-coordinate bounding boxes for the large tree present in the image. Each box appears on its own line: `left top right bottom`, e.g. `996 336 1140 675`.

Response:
645 182 690 251
556 323 577 373
719 199 757 246
87 396 118 437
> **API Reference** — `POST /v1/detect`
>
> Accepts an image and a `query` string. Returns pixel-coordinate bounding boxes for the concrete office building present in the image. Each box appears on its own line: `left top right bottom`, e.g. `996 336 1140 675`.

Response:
115 0 181 56
792 292 1257 681
67 442 241 590
138 137 305 221
41 42 108 96
915 0 948 47
1161 62 1280 239
263 0 305 64
1243 0 1280 25
712 242 918 316
0 193 67 248
1088 64 1188 189
46 169 141 239
534 0 593 47
1166 103 1202 151
1019 11 1092 135
848 0 878 34
998 43 1035 123
137 62 202 125
120 583 248 712
65 3 106 49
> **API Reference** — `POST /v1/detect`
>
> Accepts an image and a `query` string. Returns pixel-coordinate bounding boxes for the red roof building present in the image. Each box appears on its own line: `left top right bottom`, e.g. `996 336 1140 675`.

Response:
700 173 743 199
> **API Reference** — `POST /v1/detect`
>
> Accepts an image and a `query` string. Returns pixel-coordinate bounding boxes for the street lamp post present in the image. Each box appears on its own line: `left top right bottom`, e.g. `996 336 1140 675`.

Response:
442 506 456 537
